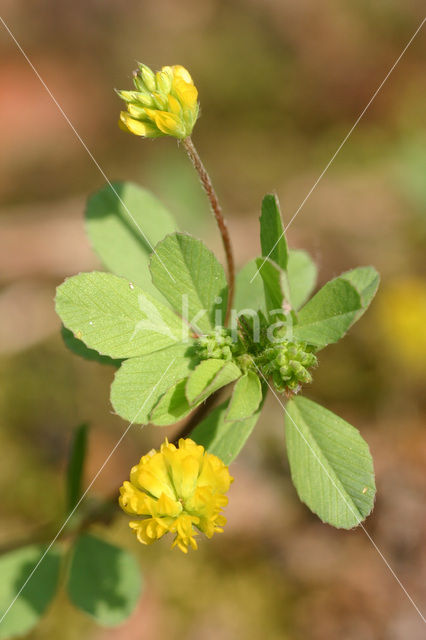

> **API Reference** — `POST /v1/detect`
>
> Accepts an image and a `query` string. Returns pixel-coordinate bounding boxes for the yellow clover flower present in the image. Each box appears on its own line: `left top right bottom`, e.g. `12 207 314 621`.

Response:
117 63 199 140
119 438 233 553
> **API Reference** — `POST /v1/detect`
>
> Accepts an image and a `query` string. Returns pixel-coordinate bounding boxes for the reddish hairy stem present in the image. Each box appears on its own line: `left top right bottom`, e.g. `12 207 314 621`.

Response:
182 136 235 326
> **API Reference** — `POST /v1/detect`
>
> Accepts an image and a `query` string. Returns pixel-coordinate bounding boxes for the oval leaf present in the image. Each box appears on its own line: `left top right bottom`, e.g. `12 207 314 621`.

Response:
0 545 62 639
192 395 264 465
285 396 375 529
287 249 317 310
340 266 380 323
186 359 241 405
61 327 122 367
67 534 142 627
56 272 189 359
149 378 192 426
226 370 262 421
150 233 228 334
234 259 267 314
255 257 290 313
110 342 196 423
86 181 177 300
260 194 288 271
293 277 362 348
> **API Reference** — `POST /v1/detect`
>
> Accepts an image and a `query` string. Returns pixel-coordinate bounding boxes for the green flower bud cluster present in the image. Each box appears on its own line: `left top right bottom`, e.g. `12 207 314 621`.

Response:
195 327 237 361
194 321 317 394
259 341 317 393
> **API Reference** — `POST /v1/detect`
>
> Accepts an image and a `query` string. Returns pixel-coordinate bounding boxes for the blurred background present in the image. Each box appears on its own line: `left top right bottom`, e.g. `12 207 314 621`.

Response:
0 1 425 638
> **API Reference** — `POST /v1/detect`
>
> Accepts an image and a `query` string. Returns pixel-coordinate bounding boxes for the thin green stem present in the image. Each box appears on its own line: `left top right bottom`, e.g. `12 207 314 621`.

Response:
182 136 235 325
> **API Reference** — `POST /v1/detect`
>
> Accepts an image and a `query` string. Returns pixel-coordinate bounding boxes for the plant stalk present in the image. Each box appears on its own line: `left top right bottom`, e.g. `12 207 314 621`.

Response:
182 136 235 325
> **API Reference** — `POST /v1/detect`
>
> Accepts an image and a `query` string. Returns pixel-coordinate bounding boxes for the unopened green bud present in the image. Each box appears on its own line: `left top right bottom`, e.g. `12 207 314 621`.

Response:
152 91 168 110
116 89 140 103
127 103 149 120
156 70 172 94
138 63 156 92
133 74 146 93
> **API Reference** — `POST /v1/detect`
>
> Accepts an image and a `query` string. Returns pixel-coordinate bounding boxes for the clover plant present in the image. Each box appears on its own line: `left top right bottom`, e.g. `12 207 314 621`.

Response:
0 62 379 637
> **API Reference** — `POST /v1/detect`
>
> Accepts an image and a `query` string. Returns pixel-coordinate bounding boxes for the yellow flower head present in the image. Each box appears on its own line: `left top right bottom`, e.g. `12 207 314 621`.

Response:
117 63 199 140
119 438 233 553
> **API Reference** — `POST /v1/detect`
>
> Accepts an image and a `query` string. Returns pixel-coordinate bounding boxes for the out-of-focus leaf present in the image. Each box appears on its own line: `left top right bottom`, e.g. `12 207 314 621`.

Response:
66 424 88 513
287 249 317 310
0 545 62 639
86 181 177 301
234 259 267 314
67 535 142 627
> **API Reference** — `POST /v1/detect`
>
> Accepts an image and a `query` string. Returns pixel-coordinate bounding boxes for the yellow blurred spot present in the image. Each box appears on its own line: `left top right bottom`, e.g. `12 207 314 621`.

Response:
376 277 426 376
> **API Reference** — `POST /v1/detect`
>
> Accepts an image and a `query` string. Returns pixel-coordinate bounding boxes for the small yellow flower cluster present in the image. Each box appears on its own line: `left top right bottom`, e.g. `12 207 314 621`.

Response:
119 438 233 553
117 64 199 139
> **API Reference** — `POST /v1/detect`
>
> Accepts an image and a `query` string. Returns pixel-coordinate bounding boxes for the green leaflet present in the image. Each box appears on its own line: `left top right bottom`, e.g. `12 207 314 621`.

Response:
186 359 241 405
149 379 192 426
192 395 264 464
0 545 62 639
150 232 228 334
56 272 189 359
149 358 242 426
234 259 267 314
285 396 375 529
226 370 262 421
293 277 362 348
66 423 88 513
293 267 379 348
340 266 380 323
61 327 122 367
234 250 315 317
259 194 288 270
67 534 142 627
110 342 196 423
287 249 317 310
85 181 177 301
255 257 290 312
186 359 225 404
